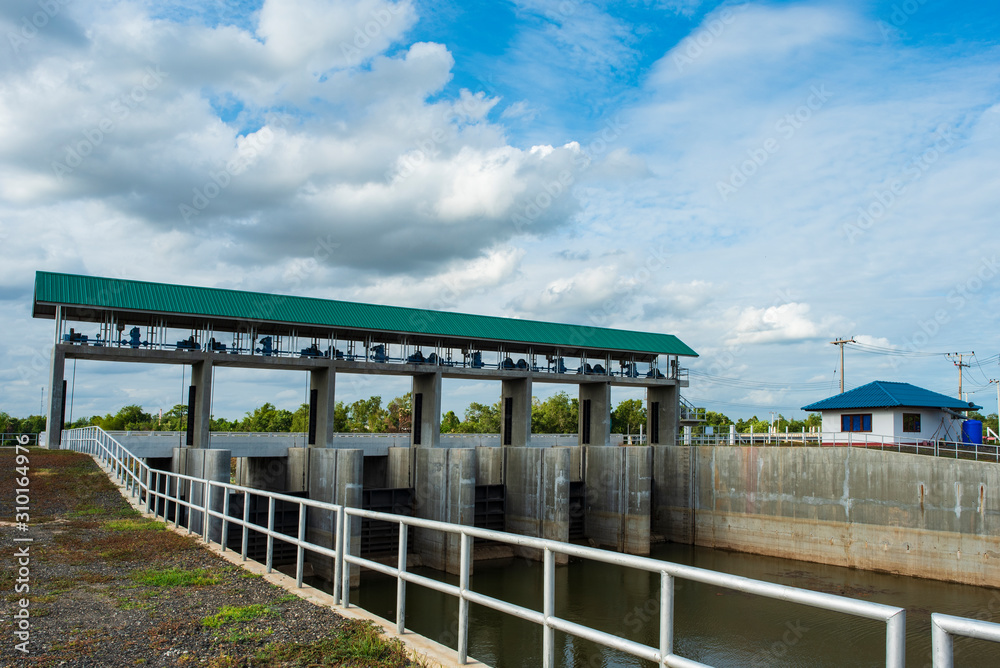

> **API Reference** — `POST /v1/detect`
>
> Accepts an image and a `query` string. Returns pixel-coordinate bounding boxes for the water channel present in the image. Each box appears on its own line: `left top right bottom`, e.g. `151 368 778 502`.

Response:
329 543 1000 667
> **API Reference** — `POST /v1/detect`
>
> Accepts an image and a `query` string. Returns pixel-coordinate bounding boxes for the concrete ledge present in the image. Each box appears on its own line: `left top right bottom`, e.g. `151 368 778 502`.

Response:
91 453 489 668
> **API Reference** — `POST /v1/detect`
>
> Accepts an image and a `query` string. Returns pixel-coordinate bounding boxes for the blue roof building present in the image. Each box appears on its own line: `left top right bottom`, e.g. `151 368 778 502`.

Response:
802 381 980 442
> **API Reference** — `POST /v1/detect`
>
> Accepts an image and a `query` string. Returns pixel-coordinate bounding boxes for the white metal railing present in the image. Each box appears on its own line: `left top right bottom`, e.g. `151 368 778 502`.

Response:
1 433 39 446
681 429 1000 462
931 613 1000 667
62 426 941 667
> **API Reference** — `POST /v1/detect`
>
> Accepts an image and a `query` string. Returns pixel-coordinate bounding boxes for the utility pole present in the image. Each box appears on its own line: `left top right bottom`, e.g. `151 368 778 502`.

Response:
947 353 972 400
990 379 999 437
830 338 855 393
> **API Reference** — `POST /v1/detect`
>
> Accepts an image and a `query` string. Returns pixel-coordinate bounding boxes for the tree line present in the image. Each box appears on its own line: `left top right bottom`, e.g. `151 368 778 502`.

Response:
6 402 996 438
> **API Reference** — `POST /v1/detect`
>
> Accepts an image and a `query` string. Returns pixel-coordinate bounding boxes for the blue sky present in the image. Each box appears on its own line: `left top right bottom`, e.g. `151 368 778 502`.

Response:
1 0 999 423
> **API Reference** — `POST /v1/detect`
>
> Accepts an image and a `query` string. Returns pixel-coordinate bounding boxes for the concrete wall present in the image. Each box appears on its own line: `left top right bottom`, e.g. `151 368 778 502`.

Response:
176 448 230 542
668 446 1000 587
302 448 363 585
651 446 694 543
235 456 288 491
476 447 504 486
412 448 475 574
505 447 570 563
584 446 651 555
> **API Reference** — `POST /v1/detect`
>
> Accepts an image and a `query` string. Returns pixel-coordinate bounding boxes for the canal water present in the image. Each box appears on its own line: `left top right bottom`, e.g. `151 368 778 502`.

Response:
336 543 1000 667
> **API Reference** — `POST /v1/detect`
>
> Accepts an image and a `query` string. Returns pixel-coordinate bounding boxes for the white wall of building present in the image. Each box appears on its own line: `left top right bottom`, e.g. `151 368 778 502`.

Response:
820 407 965 442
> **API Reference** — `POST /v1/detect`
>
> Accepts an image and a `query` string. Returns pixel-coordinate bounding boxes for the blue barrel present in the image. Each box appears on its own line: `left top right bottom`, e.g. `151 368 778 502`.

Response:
962 419 983 444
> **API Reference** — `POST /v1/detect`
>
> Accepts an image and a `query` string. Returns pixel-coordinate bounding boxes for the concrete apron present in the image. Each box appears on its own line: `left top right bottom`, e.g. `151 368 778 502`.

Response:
89 453 488 668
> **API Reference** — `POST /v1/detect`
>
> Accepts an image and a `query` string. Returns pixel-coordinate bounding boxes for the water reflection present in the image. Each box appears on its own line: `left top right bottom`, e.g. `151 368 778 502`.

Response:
335 543 1000 667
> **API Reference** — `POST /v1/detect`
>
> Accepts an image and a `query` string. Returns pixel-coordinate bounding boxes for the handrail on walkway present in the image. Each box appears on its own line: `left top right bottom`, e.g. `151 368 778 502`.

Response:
57 426 998 667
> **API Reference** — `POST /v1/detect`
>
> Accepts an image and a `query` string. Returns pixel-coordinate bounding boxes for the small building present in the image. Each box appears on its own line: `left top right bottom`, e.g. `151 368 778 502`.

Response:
801 381 981 442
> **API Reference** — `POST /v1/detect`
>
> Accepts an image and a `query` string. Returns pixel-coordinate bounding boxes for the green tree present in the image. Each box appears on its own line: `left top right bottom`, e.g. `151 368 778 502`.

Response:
291 403 310 433
611 399 646 435
333 401 348 432
384 393 412 433
531 392 578 433
240 403 294 432
158 404 187 431
440 410 461 433
346 396 387 432
459 401 501 433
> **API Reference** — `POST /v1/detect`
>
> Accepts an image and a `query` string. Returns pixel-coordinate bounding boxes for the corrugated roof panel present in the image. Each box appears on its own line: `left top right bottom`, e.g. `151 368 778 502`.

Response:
33 271 698 357
802 381 979 411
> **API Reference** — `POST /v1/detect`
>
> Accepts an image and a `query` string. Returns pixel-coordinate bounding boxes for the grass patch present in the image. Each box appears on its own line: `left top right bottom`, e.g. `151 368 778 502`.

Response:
273 593 298 604
130 567 220 588
221 626 274 643
202 604 274 629
106 518 162 532
256 619 417 667
115 596 155 611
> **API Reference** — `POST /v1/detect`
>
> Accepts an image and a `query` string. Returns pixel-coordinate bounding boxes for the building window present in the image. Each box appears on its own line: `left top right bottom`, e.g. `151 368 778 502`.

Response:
903 413 921 433
841 414 872 432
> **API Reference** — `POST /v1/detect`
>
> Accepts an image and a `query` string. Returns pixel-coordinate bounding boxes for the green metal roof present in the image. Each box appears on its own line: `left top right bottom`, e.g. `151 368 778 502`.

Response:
33 271 697 357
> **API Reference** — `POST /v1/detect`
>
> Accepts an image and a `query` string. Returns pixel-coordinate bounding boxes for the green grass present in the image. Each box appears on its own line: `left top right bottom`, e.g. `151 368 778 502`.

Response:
106 518 165 532
255 619 417 667
130 567 220 587
202 604 274 629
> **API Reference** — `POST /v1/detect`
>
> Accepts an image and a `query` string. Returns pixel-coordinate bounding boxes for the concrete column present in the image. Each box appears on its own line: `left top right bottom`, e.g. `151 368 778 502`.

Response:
413 448 475 574
46 346 66 449
476 446 504 485
185 448 231 543
647 385 679 446
505 447 570 563
305 449 363 586
501 377 532 446
387 447 413 488
578 382 611 446
584 446 652 555
309 364 336 447
189 358 213 449
237 457 288 491
411 371 442 448
286 447 309 492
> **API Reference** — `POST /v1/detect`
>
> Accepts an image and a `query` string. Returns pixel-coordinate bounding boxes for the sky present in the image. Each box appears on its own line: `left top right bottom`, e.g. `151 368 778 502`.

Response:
1 0 999 424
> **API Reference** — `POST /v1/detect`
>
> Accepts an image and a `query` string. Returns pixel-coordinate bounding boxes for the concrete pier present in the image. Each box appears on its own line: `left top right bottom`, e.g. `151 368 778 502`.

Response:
505 447 570 563
411 371 442 448
235 456 289 492
578 382 611 446
413 448 475 574
647 385 678 446
309 365 336 446
501 378 532 446
188 359 213 448
295 447 364 585
46 346 66 449
584 446 652 555
174 447 230 542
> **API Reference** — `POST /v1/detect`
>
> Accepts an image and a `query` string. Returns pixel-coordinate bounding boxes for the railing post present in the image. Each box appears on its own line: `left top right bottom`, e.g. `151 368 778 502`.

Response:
266 496 276 573
660 572 674 666
542 547 555 668
334 508 344 606
886 609 906 668
221 491 230 554
396 521 408 635
296 501 306 588
241 490 250 562
931 615 954 668
458 533 472 665
145 467 153 513
340 508 350 608
202 481 212 541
